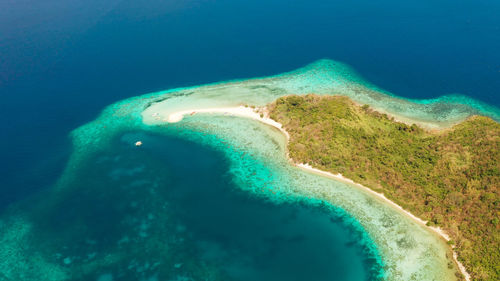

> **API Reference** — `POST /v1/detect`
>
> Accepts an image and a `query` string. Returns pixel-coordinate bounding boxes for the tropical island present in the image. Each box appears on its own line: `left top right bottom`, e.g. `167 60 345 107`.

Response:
161 94 499 280
1 60 498 281
267 95 499 281
138 60 500 280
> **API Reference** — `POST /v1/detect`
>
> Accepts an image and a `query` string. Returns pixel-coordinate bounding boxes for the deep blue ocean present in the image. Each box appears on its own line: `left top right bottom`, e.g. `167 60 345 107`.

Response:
0 1 499 279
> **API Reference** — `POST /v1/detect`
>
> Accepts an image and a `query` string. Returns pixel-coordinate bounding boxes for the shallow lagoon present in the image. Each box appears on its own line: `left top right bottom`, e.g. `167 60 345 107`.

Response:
135 132 376 281
0 130 379 280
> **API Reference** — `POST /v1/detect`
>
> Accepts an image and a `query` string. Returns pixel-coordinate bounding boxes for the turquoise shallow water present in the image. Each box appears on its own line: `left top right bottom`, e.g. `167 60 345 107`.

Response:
2 60 495 280
142 60 499 129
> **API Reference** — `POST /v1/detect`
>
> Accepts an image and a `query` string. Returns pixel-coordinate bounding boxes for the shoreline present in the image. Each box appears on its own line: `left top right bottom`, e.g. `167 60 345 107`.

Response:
159 106 471 281
295 163 470 281
349 100 461 131
154 106 291 139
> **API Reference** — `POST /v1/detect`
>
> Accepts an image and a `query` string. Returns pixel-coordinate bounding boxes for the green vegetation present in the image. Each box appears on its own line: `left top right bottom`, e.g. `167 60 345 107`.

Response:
269 95 500 281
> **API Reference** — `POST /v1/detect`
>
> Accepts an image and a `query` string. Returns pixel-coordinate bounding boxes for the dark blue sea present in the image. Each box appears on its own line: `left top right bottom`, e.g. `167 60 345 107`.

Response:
0 1 499 280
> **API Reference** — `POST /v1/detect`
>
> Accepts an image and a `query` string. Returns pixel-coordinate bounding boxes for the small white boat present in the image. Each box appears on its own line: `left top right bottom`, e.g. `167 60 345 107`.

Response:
135 141 143 146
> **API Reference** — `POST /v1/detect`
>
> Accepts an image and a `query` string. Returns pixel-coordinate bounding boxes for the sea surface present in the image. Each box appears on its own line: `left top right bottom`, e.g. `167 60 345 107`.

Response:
1 0 499 280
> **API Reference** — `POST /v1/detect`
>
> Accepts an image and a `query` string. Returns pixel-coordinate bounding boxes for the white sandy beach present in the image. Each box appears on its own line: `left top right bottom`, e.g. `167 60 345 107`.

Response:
161 106 291 139
161 105 470 281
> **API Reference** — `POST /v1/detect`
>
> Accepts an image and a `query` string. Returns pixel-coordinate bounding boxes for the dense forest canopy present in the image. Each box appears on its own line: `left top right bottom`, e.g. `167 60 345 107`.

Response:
268 95 500 281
